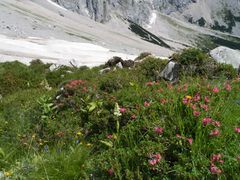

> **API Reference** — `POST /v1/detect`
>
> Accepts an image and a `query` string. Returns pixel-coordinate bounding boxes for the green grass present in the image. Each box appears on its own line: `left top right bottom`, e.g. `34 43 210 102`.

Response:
0 49 239 179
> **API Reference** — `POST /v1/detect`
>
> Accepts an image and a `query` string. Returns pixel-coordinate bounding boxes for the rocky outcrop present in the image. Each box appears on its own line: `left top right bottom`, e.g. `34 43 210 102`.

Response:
52 0 240 35
210 46 240 69
159 61 180 82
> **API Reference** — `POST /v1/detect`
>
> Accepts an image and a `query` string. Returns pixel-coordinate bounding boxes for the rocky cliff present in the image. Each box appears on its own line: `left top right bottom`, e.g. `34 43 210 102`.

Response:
52 0 240 36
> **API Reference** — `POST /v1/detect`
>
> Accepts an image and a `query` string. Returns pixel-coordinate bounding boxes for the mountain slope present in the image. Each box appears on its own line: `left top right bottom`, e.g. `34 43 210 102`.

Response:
52 0 240 51
0 0 173 67
53 0 240 36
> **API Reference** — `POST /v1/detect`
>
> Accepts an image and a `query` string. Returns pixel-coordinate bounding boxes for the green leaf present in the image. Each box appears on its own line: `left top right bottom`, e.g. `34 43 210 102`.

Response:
116 120 120 133
88 102 97 112
100 140 113 148
0 148 5 158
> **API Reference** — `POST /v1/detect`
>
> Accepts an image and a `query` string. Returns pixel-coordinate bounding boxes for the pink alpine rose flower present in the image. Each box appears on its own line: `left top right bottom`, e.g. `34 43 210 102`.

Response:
209 129 220 137
225 84 232 91
148 153 162 166
107 134 113 139
210 164 222 174
154 127 164 134
212 86 220 93
176 134 182 138
107 168 114 176
211 154 222 162
202 117 212 126
193 93 201 102
148 159 157 166
204 96 210 103
191 104 197 110
200 104 209 111
187 138 193 145
234 127 240 133
193 111 201 117
131 114 137 120
144 101 151 107
119 107 126 113
146 81 154 86
212 121 221 127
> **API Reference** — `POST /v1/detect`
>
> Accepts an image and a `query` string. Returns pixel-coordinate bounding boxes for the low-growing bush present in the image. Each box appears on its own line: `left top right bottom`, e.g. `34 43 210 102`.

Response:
0 61 45 96
135 57 168 81
214 63 237 79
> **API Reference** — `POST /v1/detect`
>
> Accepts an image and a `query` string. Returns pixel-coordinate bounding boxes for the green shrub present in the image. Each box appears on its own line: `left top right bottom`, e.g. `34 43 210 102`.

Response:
0 61 46 96
214 63 237 79
173 48 237 78
98 69 133 93
173 48 207 66
135 57 168 81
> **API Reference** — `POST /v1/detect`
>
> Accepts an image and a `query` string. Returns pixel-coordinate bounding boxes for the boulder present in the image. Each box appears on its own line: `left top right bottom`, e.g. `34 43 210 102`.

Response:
99 67 111 74
210 46 240 68
105 56 123 67
116 62 123 69
122 60 135 68
238 65 240 76
159 61 180 82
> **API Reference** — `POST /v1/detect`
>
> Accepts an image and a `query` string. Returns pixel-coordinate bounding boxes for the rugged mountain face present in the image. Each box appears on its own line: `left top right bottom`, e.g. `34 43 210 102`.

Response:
53 0 240 36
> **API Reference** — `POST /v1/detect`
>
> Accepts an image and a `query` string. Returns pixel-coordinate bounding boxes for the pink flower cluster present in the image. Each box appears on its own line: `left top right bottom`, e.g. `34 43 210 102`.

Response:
107 168 114 176
202 117 221 137
148 153 162 166
144 101 151 107
183 93 211 117
225 84 232 91
210 154 224 174
202 117 221 127
154 127 164 134
65 79 85 89
212 86 220 93
235 127 240 133
119 107 126 113
146 81 154 86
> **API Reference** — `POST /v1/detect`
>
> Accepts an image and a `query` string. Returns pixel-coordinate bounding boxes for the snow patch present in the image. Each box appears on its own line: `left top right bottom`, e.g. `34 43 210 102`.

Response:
45 0 67 11
0 34 137 67
146 12 157 28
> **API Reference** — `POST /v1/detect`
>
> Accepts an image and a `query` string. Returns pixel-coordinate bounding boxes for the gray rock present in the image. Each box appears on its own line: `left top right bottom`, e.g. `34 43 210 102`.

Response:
122 60 135 68
238 65 240 76
210 46 240 68
105 56 123 67
99 67 111 74
116 62 123 69
160 61 180 82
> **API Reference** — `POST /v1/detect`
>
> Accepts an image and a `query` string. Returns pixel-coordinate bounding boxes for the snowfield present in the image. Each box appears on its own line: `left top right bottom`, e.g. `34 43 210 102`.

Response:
0 35 137 67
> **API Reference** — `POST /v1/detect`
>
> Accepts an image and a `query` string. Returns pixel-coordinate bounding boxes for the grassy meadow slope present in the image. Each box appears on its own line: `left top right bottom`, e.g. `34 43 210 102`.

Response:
0 49 240 179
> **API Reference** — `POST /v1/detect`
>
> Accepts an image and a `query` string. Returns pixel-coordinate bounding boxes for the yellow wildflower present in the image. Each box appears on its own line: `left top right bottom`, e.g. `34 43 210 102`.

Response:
4 171 12 177
86 143 92 147
77 132 82 136
186 95 192 99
